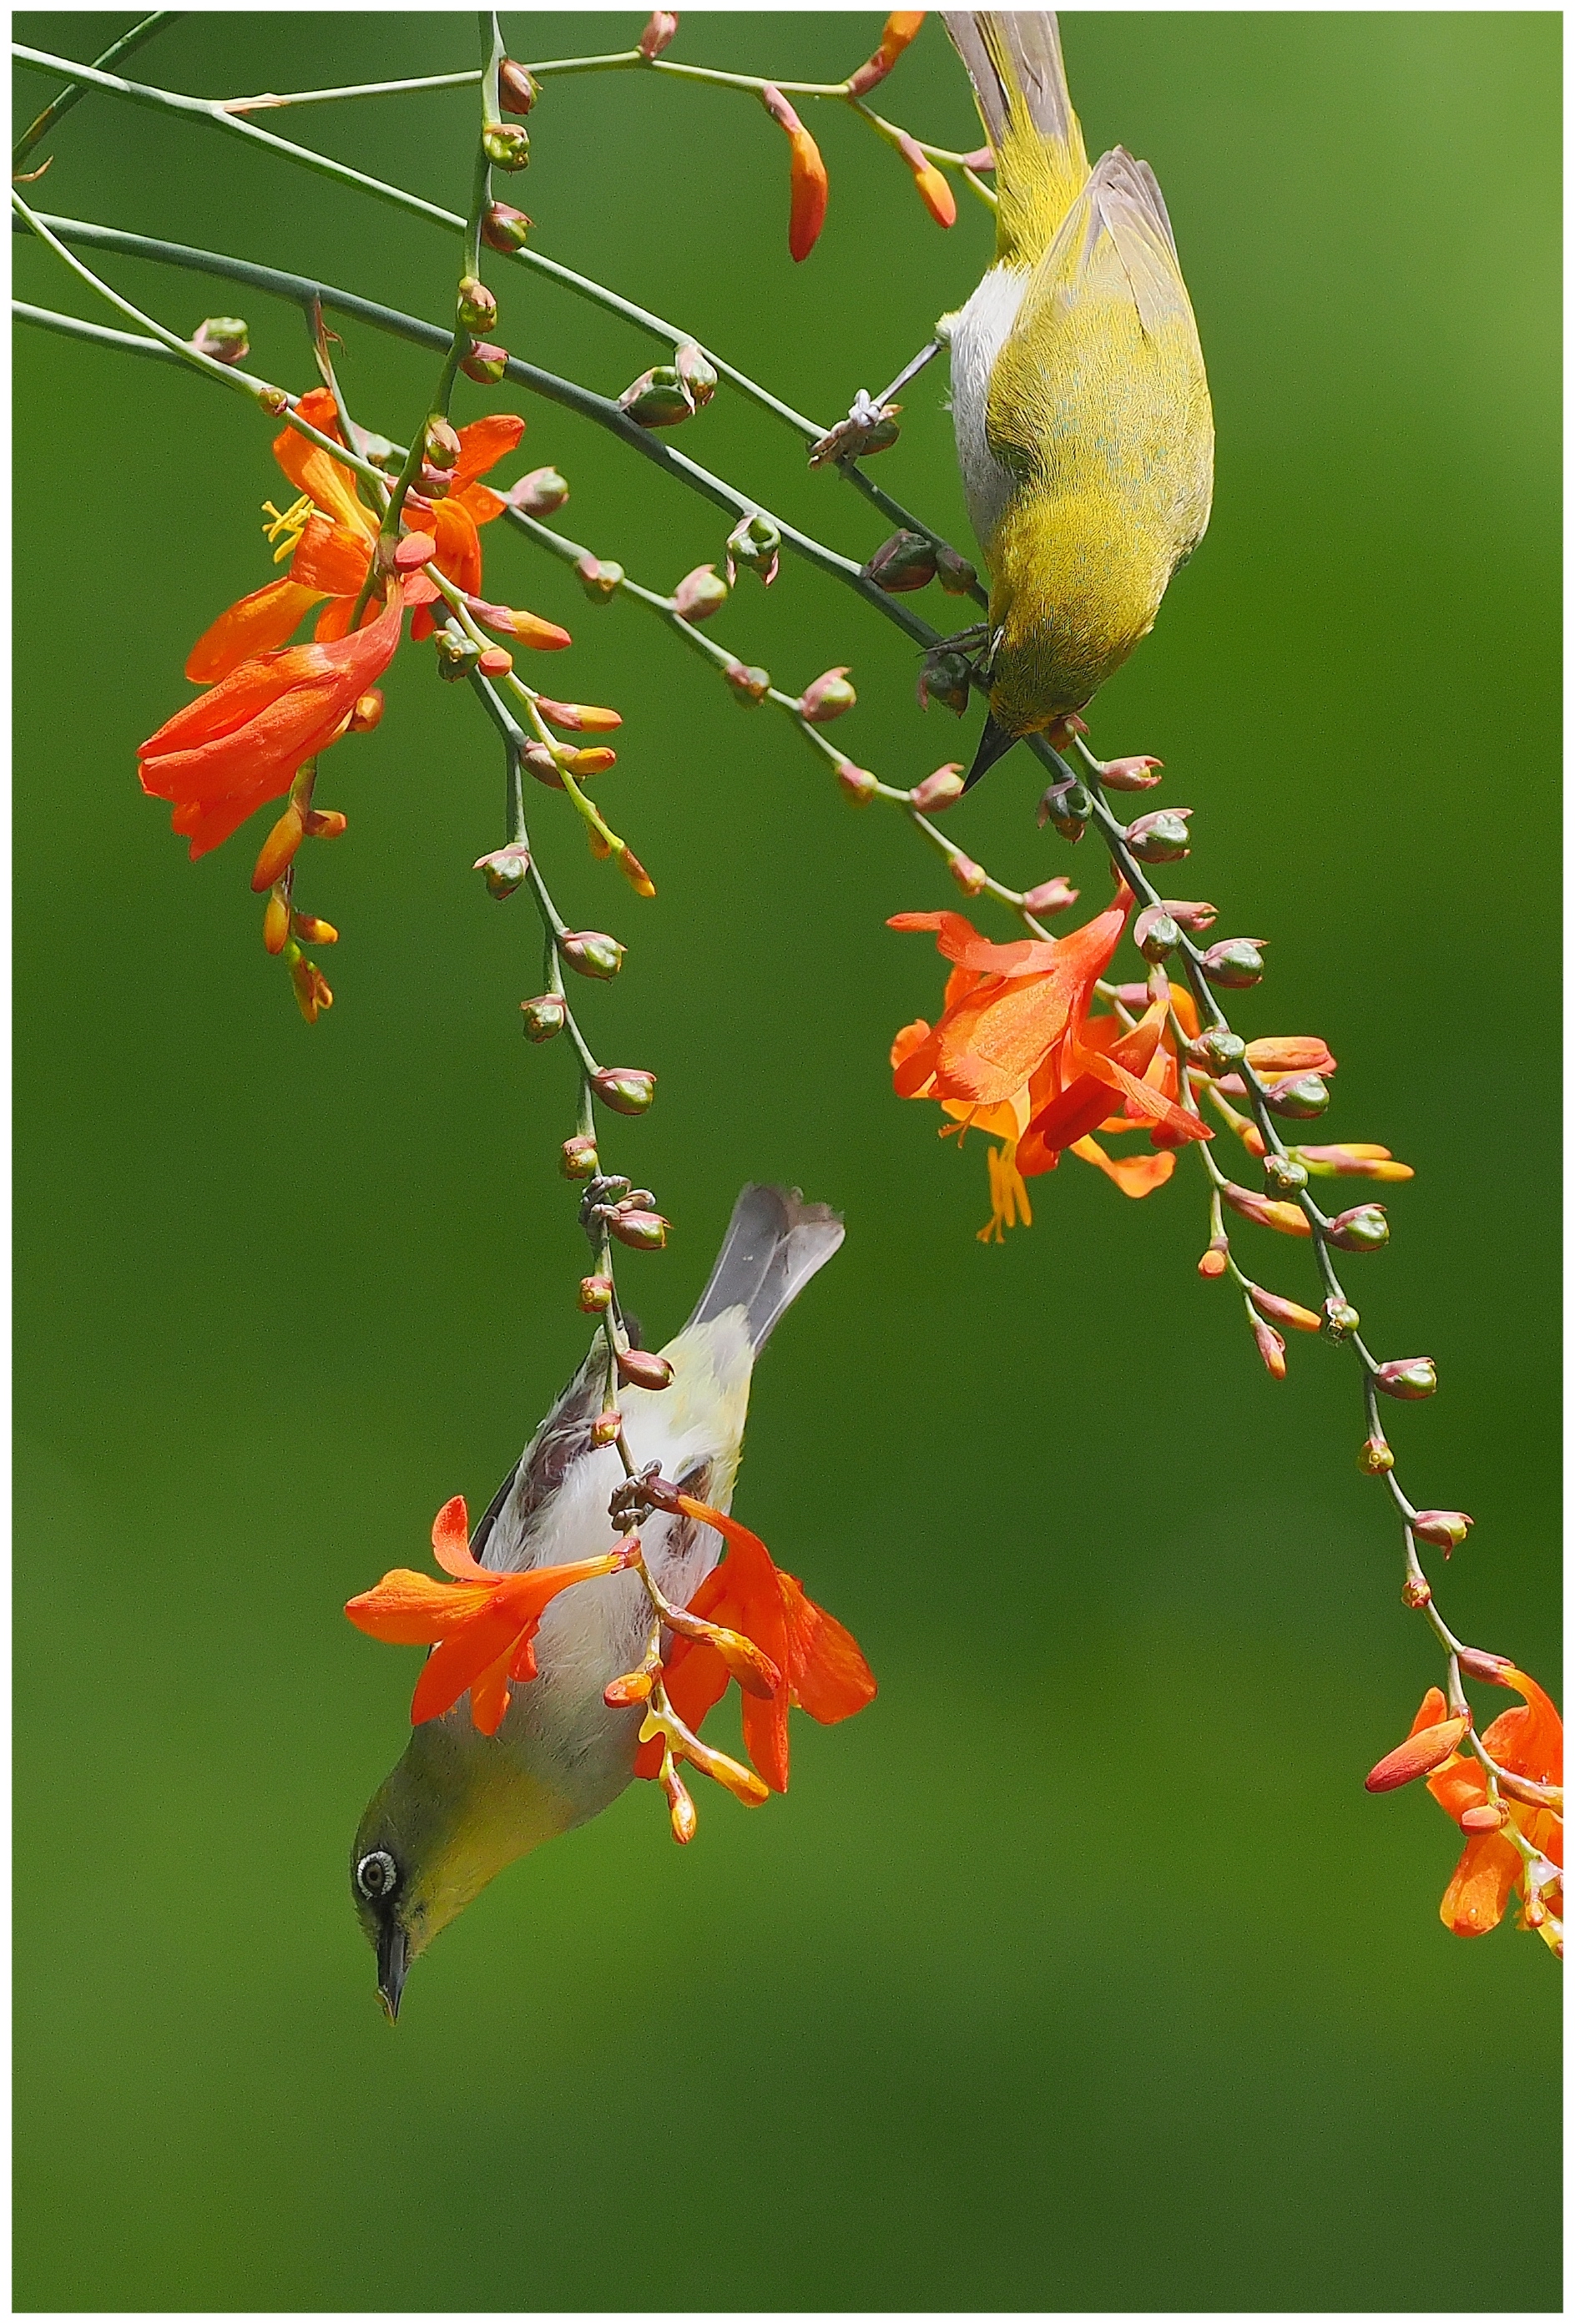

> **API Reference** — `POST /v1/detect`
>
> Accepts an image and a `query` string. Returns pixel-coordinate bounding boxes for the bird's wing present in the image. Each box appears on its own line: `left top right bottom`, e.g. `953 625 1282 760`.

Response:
470 1343 603 1574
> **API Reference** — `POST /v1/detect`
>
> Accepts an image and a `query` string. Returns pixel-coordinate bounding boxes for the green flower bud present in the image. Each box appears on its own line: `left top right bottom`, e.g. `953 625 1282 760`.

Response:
592 1066 656 1116
862 529 936 593
1265 1073 1330 1119
1200 939 1267 989
520 994 566 1041
482 121 529 169
1262 1152 1309 1194
674 343 718 407
560 1135 599 1180
1124 809 1193 864
725 512 780 586
456 277 497 334
1134 906 1180 962
935 545 978 595
1037 778 1090 843
618 365 694 428
917 646 972 717
482 202 532 253
558 930 625 980
191 315 250 364
1327 1202 1389 1252
575 554 624 602
1322 1297 1360 1339
460 342 509 385
472 841 530 897
1376 1357 1436 1400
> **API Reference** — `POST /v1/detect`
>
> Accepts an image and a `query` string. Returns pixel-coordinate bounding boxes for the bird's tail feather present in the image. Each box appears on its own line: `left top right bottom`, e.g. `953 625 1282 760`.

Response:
946 12 1088 262
685 1183 844 1354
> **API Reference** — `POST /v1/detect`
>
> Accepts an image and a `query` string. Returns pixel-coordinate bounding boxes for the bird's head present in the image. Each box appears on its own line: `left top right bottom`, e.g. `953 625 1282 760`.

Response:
351 1715 570 2019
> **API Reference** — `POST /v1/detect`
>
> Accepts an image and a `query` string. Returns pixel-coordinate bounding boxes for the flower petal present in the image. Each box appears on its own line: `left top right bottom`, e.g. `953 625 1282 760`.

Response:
432 1494 483 1577
453 411 526 490
185 579 326 684
344 1570 498 1644
1440 1829 1521 1936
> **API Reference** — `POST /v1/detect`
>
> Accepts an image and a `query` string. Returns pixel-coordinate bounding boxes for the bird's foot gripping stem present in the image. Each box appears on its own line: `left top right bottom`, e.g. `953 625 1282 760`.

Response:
806 335 944 467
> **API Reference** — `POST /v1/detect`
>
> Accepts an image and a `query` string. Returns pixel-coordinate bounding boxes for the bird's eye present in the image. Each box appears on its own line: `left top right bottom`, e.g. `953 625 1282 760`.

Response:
356 1849 398 1901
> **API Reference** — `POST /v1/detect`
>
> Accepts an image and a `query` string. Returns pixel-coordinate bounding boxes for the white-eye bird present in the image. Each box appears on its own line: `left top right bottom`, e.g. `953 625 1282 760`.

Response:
351 1185 844 2017
942 12 1214 789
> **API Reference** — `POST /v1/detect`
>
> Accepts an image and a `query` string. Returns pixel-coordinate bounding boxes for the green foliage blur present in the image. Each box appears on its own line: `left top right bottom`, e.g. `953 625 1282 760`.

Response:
13 11 1560 2311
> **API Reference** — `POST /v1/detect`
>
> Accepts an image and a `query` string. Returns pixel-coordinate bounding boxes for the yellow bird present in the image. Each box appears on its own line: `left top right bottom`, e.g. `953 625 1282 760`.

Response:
943 13 1214 789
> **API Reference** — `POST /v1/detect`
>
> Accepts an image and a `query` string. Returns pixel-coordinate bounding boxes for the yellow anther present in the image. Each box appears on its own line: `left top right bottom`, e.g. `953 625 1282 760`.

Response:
260 494 316 563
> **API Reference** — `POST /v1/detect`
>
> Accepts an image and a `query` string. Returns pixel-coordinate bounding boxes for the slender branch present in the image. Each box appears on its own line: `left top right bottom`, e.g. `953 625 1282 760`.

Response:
13 12 178 170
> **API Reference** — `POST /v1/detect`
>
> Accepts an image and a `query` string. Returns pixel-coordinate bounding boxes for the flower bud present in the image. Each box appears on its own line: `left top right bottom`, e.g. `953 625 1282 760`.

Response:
1292 1142 1413 1183
1164 897 1218 933
1188 1026 1244 1073
477 646 512 677
562 744 617 776
1252 1318 1288 1379
1134 906 1180 961
949 853 987 897
1460 1802 1507 1833
724 660 771 705
460 341 509 384
1411 1509 1472 1550
578 1274 613 1313
911 764 966 813
1376 1357 1436 1400
482 121 530 169
845 9 924 97
1400 1572 1431 1608
608 1207 669 1251
664 1763 698 1844
674 342 717 407
836 761 878 806
537 698 621 733
1098 755 1164 792
1022 876 1079 917
592 1066 656 1116
575 553 623 602
759 86 827 263
618 365 694 428
616 844 656 900
862 528 936 592
473 841 531 898
1322 1297 1360 1338
523 740 565 789
798 666 856 723
262 892 290 955
1200 938 1267 989
291 912 337 945
251 803 304 892
1197 1233 1229 1278
482 201 533 253
1327 1202 1389 1252
725 512 780 585
934 544 977 595
1262 1152 1308 1194
1365 1714 1470 1792
591 1409 623 1447
434 627 481 680
1219 1180 1310 1237
916 645 972 716
190 315 250 364
499 59 538 114
558 930 625 980
1036 778 1090 842
508 465 567 514
1264 1073 1330 1119
560 1135 599 1179
639 10 679 58
1046 713 1089 751
392 530 437 572
672 563 727 621
520 994 566 1042
1456 1646 1515 1684
1249 1285 1322 1333
349 688 384 733
603 1666 654 1706
1357 1434 1394 1475
1124 808 1192 864
303 808 346 839
456 276 497 333
617 1347 674 1391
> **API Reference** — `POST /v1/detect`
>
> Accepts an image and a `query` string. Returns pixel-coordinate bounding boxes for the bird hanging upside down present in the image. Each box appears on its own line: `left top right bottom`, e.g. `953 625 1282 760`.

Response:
348 1185 864 2019
942 11 1214 789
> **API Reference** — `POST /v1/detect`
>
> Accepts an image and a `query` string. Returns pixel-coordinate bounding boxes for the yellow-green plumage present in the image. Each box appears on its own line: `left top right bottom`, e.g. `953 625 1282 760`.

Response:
946 13 1213 758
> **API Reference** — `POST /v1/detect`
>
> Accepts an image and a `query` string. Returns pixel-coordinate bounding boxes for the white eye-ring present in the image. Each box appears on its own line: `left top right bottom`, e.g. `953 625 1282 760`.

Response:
356 1849 398 1901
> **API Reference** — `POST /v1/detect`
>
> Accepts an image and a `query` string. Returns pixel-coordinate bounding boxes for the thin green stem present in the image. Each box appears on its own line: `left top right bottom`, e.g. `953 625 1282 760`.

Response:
13 11 177 169
222 69 482 113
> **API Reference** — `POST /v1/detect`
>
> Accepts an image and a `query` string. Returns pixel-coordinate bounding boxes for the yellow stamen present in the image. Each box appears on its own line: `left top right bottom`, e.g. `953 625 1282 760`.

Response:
977 1142 1032 1243
260 493 317 563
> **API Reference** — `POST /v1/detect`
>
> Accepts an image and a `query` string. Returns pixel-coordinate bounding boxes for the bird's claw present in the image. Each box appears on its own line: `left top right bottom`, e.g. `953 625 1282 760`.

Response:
807 391 902 469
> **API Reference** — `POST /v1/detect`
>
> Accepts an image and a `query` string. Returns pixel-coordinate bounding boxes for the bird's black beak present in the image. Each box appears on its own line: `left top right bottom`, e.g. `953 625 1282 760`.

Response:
962 710 1018 793
376 1923 408 2022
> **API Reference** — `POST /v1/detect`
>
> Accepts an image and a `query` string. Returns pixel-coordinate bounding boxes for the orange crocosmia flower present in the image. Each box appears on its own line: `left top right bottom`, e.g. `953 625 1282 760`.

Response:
139 585 406 859
1412 1671 1563 1946
345 1493 639 1737
637 1497 876 1793
890 896 1209 1236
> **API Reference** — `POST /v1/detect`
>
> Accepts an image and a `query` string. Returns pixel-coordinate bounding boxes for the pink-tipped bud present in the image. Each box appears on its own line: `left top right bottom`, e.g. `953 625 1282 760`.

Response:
910 764 966 813
473 841 531 899
558 930 625 980
519 994 566 1042
1322 1297 1360 1338
481 201 533 254
1098 755 1164 792
1164 898 1218 933
349 689 384 733
639 10 679 58
1133 905 1181 961
575 553 624 602
724 513 780 586
949 853 987 897
303 808 347 839
895 129 957 227
190 315 250 364
499 59 538 114
251 804 304 893
537 698 621 733
1456 1647 1516 1684
1200 937 1267 989
1249 1285 1323 1334
592 1066 656 1116
456 276 497 333
724 659 771 706
845 10 925 96
1022 876 1079 917
500 470 564 522
590 1409 623 1448
482 121 530 170
1219 1181 1311 1238
617 1347 673 1391
798 666 857 723
1400 1572 1432 1609
935 545 977 595
863 528 936 593
1327 1202 1390 1252
1124 808 1192 864
460 341 509 384
1366 1715 1470 1792
1252 1318 1288 1379
560 1135 599 1180
1411 1509 1472 1551
578 1274 613 1313
608 1207 669 1252
837 761 878 806
674 343 718 407
618 365 694 428
916 645 972 715
1376 1357 1437 1401
1357 1434 1394 1475
672 564 728 622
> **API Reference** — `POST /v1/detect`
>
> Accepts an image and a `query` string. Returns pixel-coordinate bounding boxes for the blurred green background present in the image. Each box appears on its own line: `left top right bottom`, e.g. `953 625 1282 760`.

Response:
13 11 1561 2311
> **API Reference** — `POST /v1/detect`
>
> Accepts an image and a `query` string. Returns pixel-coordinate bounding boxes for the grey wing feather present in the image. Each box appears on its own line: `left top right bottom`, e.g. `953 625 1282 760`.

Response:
946 12 1074 148
684 1182 844 1354
471 1344 602 1572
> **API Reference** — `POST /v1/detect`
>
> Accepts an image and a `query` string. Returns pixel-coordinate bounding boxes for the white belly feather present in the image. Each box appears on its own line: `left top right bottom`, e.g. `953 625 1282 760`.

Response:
947 263 1029 562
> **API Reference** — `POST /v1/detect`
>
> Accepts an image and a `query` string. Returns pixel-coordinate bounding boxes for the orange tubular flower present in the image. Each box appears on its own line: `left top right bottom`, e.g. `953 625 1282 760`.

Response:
346 1495 639 1737
1421 1671 1563 1949
637 1497 876 1792
762 83 829 261
139 585 405 858
846 11 926 98
890 891 1209 1238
